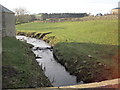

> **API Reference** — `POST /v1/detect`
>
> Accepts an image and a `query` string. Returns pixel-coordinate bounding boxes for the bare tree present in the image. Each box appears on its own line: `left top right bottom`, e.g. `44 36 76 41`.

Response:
13 8 34 24
13 7 28 16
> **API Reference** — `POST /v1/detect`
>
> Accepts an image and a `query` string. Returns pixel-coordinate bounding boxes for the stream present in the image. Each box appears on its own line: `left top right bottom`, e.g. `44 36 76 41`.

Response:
16 35 82 87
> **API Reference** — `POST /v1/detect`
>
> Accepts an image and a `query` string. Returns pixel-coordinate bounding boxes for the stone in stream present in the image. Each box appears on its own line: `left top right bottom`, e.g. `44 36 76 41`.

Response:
36 55 42 59
33 47 53 51
33 47 40 50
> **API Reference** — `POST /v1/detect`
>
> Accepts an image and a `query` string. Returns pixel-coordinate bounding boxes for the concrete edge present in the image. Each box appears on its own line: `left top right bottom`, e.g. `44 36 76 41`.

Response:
10 78 120 90
47 78 120 89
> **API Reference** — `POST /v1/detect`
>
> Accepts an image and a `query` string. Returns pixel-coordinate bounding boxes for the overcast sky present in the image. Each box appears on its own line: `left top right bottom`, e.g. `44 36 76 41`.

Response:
0 0 119 15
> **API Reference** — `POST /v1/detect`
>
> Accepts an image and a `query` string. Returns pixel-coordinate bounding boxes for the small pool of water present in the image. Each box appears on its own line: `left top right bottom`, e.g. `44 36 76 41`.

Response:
16 36 82 87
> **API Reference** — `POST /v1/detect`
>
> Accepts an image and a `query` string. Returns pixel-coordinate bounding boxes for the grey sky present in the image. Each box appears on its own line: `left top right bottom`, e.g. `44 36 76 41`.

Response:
0 0 119 15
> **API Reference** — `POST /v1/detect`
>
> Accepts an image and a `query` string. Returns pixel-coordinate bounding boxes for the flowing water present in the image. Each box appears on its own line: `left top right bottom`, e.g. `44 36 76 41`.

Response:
16 36 81 87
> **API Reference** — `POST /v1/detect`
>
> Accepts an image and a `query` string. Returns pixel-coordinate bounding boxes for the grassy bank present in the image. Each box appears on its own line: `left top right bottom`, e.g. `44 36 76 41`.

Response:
53 42 118 83
16 15 119 83
2 37 52 89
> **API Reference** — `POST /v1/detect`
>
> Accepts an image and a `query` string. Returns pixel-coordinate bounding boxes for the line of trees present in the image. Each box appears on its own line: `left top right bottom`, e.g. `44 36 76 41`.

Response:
38 13 88 19
13 8 89 24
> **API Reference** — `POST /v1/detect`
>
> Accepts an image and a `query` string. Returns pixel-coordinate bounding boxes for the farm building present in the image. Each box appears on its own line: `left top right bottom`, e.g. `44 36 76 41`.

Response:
0 4 15 37
111 8 120 15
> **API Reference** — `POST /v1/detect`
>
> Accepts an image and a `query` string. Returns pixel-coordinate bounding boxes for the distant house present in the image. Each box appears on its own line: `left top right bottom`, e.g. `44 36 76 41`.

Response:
0 4 15 37
111 8 120 15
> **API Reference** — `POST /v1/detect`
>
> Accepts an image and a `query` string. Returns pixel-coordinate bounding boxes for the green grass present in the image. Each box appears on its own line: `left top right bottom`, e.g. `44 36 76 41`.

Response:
2 37 52 89
54 42 117 65
16 19 118 45
16 16 119 83
53 42 118 82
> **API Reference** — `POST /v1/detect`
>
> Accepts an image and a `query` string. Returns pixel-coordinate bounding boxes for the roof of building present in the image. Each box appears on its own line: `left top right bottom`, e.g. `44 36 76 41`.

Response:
0 4 14 14
112 7 120 10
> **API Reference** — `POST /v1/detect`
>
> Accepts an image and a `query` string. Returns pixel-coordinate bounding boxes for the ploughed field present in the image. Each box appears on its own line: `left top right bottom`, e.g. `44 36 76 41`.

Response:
16 15 119 83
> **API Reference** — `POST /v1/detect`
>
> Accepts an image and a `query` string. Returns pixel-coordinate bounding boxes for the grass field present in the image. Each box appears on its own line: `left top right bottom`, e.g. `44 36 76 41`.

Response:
2 37 52 89
16 19 118 45
16 15 119 83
